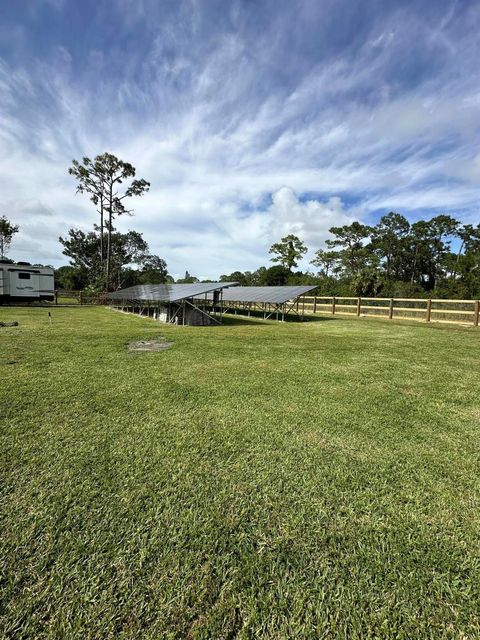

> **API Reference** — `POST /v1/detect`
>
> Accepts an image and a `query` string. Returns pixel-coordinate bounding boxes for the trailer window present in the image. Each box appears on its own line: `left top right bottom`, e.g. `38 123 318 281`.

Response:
18 273 31 280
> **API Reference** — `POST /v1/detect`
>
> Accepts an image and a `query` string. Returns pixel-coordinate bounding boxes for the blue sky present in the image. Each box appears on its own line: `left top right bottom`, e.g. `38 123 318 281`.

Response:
0 0 479 278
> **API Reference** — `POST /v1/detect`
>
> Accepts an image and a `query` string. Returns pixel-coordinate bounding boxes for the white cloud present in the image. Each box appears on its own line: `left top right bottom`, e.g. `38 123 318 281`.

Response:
263 187 355 255
0 1 479 277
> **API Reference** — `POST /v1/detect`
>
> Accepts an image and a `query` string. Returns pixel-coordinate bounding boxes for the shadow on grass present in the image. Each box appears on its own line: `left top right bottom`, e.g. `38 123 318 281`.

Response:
220 313 337 326
303 314 337 323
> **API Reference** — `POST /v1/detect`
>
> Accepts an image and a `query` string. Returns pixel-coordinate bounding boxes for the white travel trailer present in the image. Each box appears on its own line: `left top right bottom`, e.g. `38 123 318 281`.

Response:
0 261 55 303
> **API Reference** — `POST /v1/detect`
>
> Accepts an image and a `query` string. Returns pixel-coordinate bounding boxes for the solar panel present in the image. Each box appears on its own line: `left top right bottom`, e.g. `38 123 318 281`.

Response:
106 282 238 303
203 286 317 304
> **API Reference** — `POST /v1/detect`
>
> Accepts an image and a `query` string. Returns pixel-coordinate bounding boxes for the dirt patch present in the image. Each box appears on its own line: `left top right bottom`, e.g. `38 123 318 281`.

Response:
127 338 174 352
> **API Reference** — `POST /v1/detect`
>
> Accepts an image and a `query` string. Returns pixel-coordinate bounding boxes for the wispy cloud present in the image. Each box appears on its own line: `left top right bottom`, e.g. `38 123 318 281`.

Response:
0 0 479 277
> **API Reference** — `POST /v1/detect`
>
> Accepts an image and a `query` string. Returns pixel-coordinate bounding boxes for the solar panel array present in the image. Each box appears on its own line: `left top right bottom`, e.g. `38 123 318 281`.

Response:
106 282 237 303
203 285 316 304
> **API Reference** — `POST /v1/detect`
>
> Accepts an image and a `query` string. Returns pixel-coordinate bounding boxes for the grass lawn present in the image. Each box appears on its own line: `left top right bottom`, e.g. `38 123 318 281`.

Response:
1 306 480 639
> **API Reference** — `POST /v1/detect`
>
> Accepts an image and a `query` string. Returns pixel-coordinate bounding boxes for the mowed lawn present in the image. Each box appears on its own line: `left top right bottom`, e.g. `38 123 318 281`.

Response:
1 307 479 639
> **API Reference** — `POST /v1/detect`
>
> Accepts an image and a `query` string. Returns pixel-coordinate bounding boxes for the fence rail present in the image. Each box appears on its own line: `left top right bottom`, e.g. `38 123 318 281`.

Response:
298 295 480 327
55 290 480 327
54 290 107 305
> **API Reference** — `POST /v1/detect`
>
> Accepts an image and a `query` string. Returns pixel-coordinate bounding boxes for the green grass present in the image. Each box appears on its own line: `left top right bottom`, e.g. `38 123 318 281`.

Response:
1 307 479 639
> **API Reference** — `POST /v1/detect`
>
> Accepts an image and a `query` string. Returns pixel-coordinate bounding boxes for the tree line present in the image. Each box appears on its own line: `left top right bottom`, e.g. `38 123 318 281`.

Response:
220 216 480 299
1 151 479 298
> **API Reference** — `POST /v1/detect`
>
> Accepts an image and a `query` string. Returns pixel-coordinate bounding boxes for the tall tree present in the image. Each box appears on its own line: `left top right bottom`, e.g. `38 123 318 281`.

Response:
0 216 19 259
261 265 290 285
311 249 340 277
54 265 89 291
325 222 373 278
68 157 107 264
269 234 307 271
370 212 410 280
408 216 458 289
250 266 268 285
68 153 150 289
59 226 167 290
408 220 431 286
59 228 103 279
451 224 476 279
427 215 459 289
137 255 169 284
455 225 480 296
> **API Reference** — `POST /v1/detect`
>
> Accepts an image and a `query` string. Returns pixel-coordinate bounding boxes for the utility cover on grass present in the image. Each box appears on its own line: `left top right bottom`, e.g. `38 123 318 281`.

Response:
127 338 173 352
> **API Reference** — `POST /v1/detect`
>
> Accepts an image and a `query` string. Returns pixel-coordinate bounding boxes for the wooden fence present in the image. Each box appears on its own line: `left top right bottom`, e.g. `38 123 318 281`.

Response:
55 290 480 327
54 290 107 305
297 296 480 327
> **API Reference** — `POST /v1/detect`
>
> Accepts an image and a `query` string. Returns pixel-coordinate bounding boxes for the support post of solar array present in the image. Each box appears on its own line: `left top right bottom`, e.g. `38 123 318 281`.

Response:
183 298 221 325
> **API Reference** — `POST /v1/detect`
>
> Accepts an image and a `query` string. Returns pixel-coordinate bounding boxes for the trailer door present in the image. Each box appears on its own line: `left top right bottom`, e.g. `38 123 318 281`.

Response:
9 270 40 297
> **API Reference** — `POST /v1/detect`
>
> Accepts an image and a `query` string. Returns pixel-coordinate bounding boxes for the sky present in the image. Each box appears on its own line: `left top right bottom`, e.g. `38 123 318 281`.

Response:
0 0 479 279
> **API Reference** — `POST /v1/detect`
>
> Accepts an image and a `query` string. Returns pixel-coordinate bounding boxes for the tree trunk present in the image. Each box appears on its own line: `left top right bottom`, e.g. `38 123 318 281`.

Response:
452 240 465 280
100 196 104 264
106 222 111 290
106 184 113 291
411 245 418 284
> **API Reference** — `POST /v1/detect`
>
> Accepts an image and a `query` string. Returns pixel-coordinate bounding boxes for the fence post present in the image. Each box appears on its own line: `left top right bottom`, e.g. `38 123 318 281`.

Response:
474 300 479 327
389 298 394 319
79 291 83 305
426 299 432 322
356 297 361 317
313 295 317 314
55 290 58 305
332 296 336 315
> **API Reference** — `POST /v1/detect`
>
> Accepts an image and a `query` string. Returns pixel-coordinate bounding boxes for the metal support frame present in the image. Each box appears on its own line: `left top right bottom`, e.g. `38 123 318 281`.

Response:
168 303 183 324
216 295 305 322
264 302 285 320
283 298 304 319
110 288 227 326
183 298 222 325
111 290 308 325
